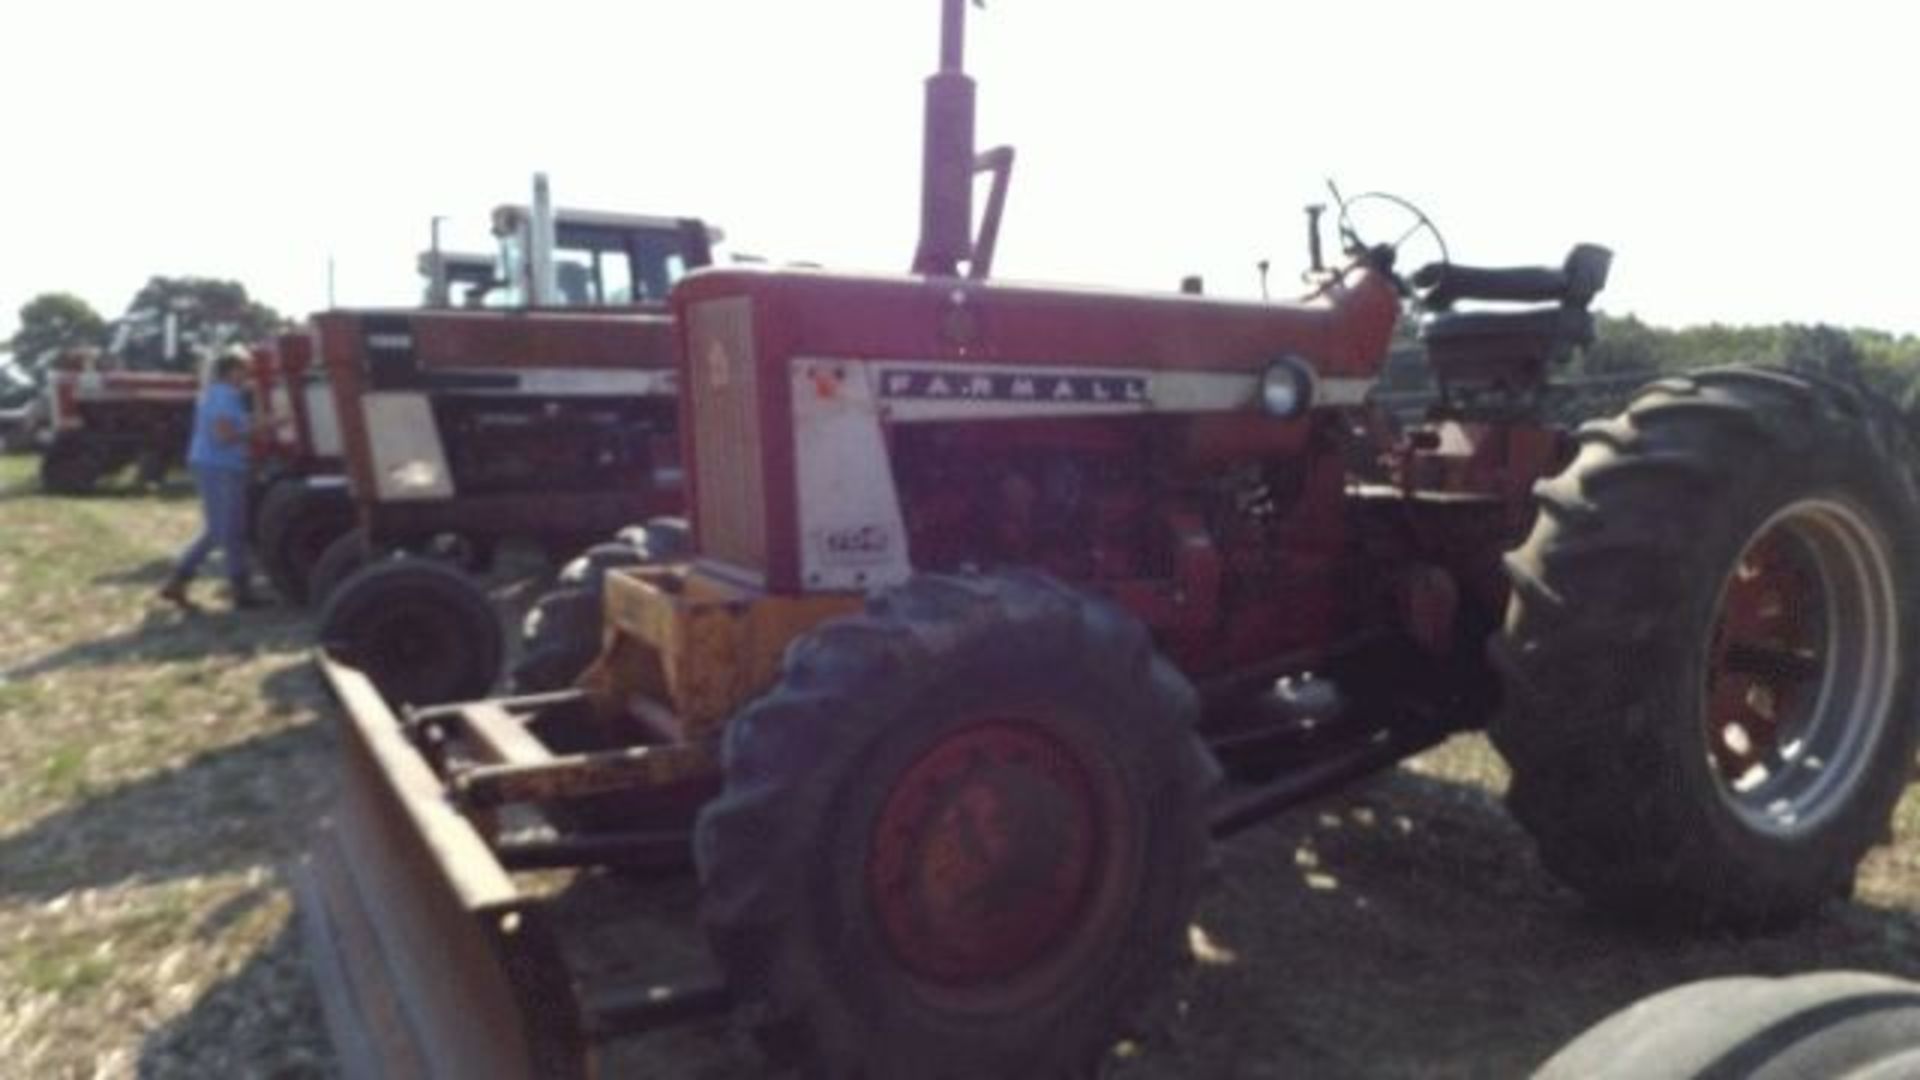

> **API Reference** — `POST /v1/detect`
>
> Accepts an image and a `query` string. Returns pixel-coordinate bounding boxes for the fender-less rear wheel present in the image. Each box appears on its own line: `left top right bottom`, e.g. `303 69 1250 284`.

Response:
1492 368 1920 929
307 528 372 607
695 571 1217 1078
246 471 297 546
134 444 171 487
510 519 685 693
257 481 353 605
318 558 503 706
617 516 688 561
39 434 103 494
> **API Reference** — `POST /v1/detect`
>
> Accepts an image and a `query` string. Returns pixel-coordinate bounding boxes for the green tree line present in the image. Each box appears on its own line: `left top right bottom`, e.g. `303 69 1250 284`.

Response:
1376 311 1920 423
1577 314 1920 402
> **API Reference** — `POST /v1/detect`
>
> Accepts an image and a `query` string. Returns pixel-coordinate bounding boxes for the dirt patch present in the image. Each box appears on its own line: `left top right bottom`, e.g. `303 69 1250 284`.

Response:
4 452 1920 1077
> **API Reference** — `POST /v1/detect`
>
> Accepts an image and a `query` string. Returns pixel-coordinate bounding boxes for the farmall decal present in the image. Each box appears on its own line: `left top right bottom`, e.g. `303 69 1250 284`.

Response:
879 367 1149 407
817 524 893 566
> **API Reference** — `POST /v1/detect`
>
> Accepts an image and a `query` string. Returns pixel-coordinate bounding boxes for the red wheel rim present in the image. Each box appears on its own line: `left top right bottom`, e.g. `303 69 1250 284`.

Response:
1705 527 1825 784
866 719 1103 987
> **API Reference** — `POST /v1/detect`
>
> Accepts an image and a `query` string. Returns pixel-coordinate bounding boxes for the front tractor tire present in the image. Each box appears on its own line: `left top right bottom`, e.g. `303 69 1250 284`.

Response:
1492 367 1920 929
257 481 353 605
318 558 504 707
695 571 1218 1078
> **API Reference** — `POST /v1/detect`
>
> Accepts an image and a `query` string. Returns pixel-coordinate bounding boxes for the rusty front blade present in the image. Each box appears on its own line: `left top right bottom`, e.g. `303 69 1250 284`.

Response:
300 654 587 1079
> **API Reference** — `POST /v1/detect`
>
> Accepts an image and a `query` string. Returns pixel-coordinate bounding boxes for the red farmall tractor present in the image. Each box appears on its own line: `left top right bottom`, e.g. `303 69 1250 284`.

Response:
306 3 1920 1076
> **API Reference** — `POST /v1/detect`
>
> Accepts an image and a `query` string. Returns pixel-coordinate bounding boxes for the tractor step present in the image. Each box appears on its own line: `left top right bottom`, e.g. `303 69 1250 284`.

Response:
1206 674 1350 753
1207 721 1451 839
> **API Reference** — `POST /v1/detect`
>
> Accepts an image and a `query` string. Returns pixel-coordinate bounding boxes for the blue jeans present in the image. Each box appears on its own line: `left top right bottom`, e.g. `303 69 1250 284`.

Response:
176 465 251 585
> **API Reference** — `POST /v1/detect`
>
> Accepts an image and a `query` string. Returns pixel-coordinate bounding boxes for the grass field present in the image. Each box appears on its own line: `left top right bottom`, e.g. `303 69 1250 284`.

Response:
5 452 1920 1077
0 455 331 1077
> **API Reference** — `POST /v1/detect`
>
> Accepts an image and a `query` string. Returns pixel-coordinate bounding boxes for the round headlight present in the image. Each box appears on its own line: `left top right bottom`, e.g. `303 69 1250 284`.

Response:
1261 357 1316 418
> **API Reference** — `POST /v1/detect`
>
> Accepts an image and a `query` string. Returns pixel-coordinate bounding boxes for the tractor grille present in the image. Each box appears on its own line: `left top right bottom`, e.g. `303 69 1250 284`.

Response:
686 296 766 574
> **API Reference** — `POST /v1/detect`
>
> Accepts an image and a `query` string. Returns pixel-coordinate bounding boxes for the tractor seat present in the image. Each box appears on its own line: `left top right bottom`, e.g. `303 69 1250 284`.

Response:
1414 244 1613 368
1412 244 1613 310
1420 306 1596 350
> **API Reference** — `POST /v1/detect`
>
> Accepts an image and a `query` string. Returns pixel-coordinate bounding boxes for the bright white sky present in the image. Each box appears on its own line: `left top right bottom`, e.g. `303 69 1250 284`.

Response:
3 1 1917 341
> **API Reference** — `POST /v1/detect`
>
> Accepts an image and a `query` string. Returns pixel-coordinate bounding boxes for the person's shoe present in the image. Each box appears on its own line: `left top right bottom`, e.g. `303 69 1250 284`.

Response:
159 578 200 613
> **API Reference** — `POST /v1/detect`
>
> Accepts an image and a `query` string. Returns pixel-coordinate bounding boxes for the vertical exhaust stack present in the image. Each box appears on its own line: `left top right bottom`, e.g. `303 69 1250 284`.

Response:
426 216 450 307
529 172 559 306
912 0 977 278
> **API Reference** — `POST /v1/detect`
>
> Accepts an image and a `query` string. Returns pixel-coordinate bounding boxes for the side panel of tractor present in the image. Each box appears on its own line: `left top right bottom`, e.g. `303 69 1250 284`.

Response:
266 204 717 610
315 307 683 545
672 266 1414 675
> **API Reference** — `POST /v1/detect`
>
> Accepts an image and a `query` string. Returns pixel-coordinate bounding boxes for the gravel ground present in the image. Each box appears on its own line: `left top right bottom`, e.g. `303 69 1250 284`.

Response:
5 452 1920 1078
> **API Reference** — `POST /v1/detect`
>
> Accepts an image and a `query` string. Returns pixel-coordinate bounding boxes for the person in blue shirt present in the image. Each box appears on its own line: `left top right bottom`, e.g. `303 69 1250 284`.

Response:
160 350 265 610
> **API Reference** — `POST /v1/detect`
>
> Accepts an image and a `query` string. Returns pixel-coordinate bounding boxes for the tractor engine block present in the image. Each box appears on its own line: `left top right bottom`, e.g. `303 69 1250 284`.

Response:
433 395 674 495
893 421 1158 582
888 416 1354 674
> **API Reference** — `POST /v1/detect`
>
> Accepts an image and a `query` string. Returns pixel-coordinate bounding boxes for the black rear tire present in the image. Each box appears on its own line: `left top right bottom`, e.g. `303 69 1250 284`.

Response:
133 443 171 488
246 471 297 546
512 643 597 700
510 588 601 693
1537 971 1920 1080
616 516 689 561
508 540 650 692
39 434 102 494
257 481 353 605
307 527 372 608
406 532 496 574
1491 368 1920 929
318 558 503 706
695 571 1218 1078
557 541 648 591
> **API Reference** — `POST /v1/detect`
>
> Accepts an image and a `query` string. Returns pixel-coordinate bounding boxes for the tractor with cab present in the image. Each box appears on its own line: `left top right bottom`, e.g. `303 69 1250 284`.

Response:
256 178 714 624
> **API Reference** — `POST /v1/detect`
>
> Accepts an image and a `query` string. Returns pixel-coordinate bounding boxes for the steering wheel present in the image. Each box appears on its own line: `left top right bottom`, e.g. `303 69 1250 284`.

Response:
1332 187 1450 283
